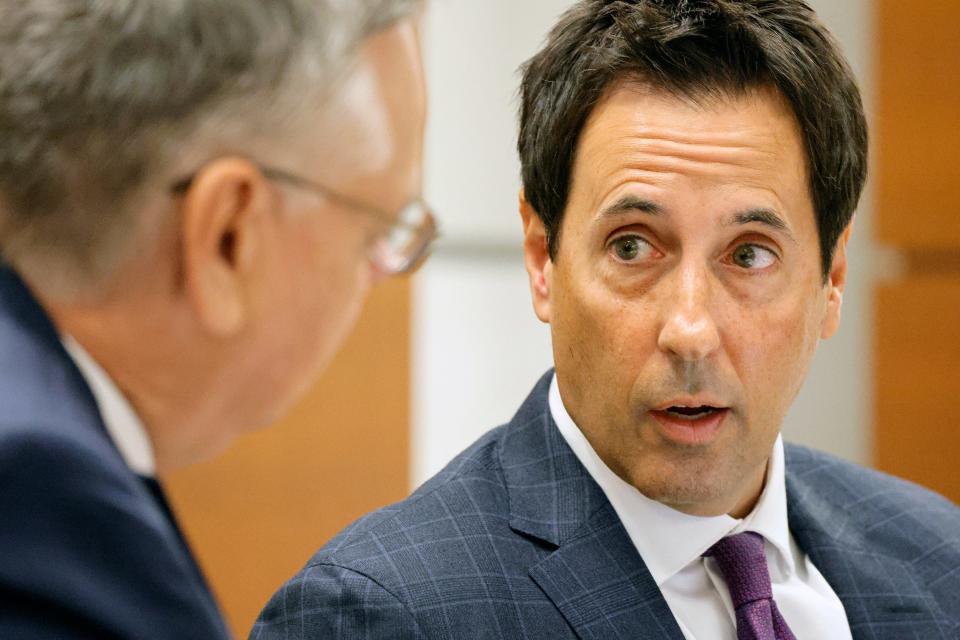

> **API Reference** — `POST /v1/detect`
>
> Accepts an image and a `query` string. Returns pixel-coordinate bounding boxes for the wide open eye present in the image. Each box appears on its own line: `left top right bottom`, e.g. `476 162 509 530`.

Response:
730 244 777 270
609 234 655 262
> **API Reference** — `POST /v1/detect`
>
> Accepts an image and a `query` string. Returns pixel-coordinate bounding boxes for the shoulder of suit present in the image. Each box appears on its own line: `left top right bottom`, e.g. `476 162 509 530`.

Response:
304 423 512 566
0 417 129 486
0 419 174 572
785 442 960 538
0 423 160 554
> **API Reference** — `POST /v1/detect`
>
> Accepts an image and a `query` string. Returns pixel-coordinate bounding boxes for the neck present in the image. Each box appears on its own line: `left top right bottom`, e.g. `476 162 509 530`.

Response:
727 464 768 518
41 286 231 473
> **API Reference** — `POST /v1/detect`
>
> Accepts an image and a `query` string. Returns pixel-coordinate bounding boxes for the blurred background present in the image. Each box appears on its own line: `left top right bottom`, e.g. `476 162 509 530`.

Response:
165 0 960 635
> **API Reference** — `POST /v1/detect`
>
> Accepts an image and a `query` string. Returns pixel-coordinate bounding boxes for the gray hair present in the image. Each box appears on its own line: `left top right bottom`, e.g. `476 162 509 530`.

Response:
0 0 422 296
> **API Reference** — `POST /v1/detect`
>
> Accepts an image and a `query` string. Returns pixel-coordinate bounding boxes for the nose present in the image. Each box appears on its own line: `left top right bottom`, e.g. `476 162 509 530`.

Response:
656 264 721 362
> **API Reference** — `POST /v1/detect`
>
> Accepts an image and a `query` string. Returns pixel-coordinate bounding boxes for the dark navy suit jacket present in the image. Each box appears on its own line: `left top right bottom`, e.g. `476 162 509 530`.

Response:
254 372 960 639
0 266 230 639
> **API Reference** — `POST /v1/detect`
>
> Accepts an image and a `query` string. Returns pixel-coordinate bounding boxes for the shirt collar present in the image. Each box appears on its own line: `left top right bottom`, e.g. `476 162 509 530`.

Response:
62 335 157 476
549 373 793 585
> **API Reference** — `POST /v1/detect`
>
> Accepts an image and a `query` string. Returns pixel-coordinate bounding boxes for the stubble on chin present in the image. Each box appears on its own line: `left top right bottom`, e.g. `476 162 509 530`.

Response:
624 440 756 516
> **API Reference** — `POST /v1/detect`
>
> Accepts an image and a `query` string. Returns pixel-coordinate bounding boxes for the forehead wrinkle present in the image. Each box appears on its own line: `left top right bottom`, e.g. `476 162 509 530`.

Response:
577 89 797 176
581 144 785 217
576 129 788 207
588 80 802 152
583 163 797 240
636 134 779 168
586 155 784 210
573 87 809 229
589 129 783 177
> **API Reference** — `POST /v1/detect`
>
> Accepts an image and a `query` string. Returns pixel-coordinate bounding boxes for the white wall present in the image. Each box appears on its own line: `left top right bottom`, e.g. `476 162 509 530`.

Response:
412 0 876 486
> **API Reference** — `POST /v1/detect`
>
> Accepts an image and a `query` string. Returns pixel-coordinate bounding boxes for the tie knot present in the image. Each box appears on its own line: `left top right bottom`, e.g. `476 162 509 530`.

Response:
704 532 772 608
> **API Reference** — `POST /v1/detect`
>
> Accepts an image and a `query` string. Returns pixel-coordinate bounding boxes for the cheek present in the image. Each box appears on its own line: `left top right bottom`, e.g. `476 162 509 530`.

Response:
551 265 659 414
304 249 369 349
279 220 371 356
732 295 823 417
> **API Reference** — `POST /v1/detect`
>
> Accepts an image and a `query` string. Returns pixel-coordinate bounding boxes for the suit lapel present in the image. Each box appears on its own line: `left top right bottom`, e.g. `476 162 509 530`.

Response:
139 477 205 580
785 447 952 639
529 501 686 640
138 475 226 627
499 373 685 640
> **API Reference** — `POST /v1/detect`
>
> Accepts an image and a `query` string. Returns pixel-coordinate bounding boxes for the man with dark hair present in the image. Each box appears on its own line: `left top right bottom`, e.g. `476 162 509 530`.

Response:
0 1 431 638
255 1 960 638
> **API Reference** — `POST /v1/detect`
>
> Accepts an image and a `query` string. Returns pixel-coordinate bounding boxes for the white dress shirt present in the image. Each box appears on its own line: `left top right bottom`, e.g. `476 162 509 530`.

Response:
62 335 156 477
549 375 852 640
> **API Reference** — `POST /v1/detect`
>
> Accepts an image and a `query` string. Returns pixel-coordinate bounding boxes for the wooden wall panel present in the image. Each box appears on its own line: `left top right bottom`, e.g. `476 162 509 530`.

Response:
874 279 960 504
875 0 960 248
874 0 960 505
163 278 411 637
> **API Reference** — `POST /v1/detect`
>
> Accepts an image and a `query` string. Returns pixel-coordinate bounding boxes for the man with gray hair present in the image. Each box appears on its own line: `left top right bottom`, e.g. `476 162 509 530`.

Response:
0 1 432 637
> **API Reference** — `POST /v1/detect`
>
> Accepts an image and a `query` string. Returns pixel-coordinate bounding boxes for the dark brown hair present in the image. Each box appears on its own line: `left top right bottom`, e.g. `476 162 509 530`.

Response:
518 0 867 277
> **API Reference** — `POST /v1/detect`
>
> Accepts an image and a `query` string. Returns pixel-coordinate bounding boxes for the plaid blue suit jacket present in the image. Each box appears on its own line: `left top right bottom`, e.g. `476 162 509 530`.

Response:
253 372 960 639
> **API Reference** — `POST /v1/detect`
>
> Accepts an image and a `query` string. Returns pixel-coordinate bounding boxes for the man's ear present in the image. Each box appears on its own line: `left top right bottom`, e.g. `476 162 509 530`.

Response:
821 219 853 340
178 157 272 337
519 188 552 323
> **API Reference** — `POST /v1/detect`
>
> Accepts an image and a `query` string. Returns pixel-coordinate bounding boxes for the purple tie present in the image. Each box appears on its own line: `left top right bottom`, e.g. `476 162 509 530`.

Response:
704 532 797 640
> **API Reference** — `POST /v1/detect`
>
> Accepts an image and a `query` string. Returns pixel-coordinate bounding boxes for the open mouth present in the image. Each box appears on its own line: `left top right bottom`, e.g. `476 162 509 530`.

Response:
650 404 729 445
663 405 723 420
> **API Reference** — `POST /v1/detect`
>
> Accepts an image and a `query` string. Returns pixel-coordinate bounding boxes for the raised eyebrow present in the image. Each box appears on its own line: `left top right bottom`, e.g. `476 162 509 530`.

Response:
728 208 797 242
597 195 663 219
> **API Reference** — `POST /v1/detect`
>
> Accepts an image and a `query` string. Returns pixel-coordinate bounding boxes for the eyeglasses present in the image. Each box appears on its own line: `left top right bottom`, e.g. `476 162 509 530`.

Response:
172 165 438 276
